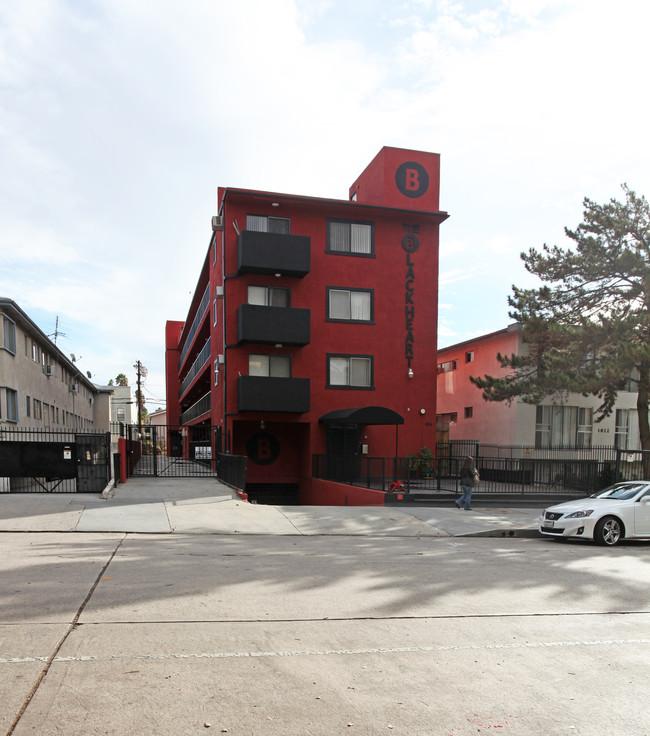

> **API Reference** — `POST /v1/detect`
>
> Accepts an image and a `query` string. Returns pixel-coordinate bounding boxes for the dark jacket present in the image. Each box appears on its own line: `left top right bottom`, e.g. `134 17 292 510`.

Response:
460 461 477 487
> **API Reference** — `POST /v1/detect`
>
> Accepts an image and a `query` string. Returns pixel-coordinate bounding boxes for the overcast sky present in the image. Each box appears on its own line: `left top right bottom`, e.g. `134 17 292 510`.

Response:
2 0 649 411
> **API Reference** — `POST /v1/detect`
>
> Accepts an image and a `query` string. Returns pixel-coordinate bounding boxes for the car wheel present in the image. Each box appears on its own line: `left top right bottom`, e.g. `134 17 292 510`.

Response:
594 516 623 546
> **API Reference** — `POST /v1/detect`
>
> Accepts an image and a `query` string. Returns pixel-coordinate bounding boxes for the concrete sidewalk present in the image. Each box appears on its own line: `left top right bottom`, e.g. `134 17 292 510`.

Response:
0 478 543 537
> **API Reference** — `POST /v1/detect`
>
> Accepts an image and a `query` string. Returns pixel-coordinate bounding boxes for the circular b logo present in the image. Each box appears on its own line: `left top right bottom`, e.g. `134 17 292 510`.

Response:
246 431 280 466
402 234 420 253
395 162 429 198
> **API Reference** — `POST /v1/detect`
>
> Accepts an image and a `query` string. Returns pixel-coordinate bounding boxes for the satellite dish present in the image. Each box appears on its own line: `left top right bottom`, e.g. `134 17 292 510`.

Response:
70 353 76 362
86 371 92 378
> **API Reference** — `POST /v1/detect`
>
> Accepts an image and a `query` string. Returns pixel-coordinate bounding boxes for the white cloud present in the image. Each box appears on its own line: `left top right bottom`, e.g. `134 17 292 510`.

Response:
0 222 78 263
439 267 475 286
439 238 467 258
2 0 649 392
485 235 515 255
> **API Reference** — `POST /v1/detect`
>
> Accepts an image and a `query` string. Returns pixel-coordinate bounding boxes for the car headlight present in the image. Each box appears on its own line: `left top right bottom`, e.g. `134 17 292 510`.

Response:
565 510 594 518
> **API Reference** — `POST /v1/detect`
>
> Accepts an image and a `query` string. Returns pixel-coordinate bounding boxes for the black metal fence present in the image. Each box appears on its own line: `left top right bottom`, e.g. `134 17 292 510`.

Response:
124 424 221 478
312 444 650 499
0 427 110 493
217 453 247 492
119 424 246 492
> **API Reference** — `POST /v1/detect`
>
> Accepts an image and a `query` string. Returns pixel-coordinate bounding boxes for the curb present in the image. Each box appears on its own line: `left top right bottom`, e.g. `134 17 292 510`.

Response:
460 528 542 538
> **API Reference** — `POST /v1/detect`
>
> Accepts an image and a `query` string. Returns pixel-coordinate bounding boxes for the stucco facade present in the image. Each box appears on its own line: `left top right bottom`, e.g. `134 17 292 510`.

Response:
437 323 641 449
166 147 448 502
0 298 104 431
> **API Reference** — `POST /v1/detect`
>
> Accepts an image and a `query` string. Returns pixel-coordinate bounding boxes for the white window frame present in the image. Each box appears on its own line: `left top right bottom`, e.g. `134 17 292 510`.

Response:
535 405 593 448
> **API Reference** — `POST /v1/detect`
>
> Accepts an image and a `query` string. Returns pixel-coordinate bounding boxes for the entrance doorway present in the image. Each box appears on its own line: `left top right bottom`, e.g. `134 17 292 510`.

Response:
325 424 361 482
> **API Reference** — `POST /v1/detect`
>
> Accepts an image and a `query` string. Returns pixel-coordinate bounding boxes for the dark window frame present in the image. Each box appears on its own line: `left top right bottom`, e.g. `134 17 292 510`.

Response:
326 286 375 324
437 360 457 373
247 284 291 308
3 388 18 422
246 214 291 234
248 353 292 378
326 353 374 390
1 316 16 354
326 218 375 258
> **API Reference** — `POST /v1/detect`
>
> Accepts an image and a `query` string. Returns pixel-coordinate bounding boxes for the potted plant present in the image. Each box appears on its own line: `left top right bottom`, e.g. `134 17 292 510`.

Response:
407 447 435 478
418 447 435 478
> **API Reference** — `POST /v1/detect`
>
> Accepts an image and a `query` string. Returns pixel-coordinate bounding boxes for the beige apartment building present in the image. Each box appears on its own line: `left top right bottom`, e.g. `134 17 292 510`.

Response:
0 298 107 431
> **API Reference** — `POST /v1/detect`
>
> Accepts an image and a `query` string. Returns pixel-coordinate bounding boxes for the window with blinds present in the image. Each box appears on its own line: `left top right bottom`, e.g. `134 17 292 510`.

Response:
327 355 373 388
246 215 290 234
327 288 372 322
247 285 290 307
326 220 374 255
249 354 291 378
535 405 593 448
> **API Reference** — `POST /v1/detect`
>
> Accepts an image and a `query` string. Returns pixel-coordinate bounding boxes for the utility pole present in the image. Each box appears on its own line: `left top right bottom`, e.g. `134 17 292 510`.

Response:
133 360 148 432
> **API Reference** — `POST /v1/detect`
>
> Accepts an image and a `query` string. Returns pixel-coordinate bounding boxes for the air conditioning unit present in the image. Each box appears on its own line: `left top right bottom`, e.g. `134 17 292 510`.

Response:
44 364 56 377
212 215 224 231
71 383 79 393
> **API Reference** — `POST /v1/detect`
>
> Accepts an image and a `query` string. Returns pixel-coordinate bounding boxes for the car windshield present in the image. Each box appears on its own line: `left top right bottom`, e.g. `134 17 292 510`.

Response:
591 483 648 500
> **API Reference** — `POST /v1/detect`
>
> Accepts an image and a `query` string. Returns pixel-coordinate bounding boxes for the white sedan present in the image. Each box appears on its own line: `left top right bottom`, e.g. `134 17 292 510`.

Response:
539 481 650 546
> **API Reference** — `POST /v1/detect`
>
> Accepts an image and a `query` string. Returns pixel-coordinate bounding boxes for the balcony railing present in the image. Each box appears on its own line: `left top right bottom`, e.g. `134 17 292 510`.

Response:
179 338 211 398
237 376 310 413
178 285 210 370
180 391 211 425
237 304 310 345
237 230 310 277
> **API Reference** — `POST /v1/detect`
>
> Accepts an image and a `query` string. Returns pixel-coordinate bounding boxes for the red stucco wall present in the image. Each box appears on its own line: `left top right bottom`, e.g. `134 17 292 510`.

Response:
301 478 386 506
437 326 522 444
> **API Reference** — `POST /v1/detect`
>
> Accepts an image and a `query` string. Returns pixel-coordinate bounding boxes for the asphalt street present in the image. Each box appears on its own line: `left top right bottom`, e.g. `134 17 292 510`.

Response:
1 480 648 736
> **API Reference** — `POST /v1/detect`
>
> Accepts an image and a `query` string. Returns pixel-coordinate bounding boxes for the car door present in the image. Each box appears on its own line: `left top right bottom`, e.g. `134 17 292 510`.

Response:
634 488 650 535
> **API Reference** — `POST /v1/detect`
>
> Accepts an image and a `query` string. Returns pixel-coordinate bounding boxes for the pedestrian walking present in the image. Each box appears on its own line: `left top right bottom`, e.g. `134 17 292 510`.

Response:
456 455 479 510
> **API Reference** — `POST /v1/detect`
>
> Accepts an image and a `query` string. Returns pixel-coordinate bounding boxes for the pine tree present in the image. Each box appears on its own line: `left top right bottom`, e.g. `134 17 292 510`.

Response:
471 185 650 450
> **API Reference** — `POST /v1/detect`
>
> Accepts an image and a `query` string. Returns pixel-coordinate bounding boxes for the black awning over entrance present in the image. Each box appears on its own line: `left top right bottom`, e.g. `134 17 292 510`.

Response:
318 406 404 425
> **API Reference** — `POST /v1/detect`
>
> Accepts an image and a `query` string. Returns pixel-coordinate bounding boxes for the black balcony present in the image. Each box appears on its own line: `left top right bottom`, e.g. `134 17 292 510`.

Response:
238 376 310 413
237 230 310 277
237 304 310 346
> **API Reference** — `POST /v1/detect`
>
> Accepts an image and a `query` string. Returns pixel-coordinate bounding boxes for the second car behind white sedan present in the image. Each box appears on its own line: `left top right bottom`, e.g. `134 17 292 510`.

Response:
539 481 650 546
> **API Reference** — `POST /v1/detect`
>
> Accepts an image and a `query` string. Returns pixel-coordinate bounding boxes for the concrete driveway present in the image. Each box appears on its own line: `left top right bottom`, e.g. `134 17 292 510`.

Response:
0 478 543 537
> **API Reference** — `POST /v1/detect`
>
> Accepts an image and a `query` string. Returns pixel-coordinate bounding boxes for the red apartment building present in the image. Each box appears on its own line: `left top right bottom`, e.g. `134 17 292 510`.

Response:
166 147 448 503
436 324 525 445
437 323 642 449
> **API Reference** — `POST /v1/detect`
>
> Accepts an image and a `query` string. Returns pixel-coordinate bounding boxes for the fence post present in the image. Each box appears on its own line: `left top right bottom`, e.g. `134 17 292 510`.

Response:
152 425 158 477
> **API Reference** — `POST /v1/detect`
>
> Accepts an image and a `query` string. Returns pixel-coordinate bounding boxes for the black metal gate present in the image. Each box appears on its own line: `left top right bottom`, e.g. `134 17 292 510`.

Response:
126 424 221 478
76 434 111 492
0 429 110 493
